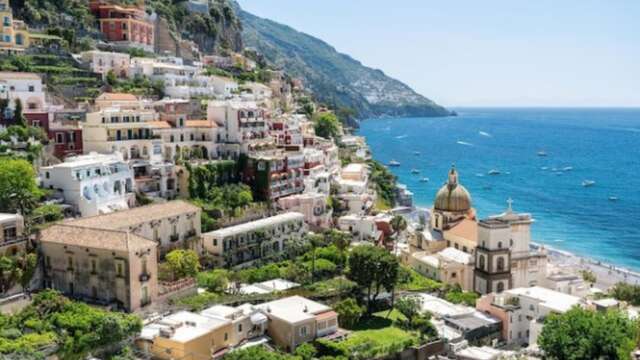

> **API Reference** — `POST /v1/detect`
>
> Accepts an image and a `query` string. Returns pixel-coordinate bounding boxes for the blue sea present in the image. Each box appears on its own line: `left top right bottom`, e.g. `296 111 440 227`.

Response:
358 108 640 270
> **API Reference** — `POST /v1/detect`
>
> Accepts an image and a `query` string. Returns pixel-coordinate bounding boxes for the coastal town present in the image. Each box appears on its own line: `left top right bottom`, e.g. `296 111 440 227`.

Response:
1 1 639 360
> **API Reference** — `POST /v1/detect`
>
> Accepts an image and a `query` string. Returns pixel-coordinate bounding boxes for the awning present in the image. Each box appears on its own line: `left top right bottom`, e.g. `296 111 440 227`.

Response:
250 312 268 325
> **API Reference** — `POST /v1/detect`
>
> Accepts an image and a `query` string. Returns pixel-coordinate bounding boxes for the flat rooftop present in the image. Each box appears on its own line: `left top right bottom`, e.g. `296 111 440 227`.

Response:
258 296 331 324
203 212 304 238
506 286 582 313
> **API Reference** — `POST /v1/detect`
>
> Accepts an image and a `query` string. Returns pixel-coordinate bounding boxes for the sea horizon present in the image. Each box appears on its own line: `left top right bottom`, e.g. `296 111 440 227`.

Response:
358 107 640 271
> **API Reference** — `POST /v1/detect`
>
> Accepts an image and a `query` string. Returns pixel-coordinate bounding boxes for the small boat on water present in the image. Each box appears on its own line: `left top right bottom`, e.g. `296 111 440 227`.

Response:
388 160 401 167
413 151 421 155
541 166 548 170
562 166 573 171
582 180 596 187
411 168 420 174
537 151 548 157
475 173 484 177
420 177 429 183
608 196 619 202
488 169 501 175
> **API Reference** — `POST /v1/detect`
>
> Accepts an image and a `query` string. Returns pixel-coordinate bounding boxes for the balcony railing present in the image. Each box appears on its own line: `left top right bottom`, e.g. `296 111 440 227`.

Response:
170 234 180 242
185 229 197 238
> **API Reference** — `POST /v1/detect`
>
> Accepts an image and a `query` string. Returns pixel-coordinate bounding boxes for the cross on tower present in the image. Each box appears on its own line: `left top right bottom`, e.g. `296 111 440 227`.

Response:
506 197 514 212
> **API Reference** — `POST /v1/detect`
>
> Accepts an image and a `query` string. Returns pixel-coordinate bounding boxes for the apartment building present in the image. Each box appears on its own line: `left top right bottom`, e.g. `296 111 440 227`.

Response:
0 213 25 256
257 296 338 352
277 193 332 229
39 224 158 312
201 304 268 347
202 212 306 268
207 99 270 155
138 311 232 359
0 72 46 111
81 50 131 78
90 1 154 52
0 0 29 54
242 150 305 201
40 152 135 217
83 103 159 161
68 200 202 257
405 247 474 292
476 286 583 346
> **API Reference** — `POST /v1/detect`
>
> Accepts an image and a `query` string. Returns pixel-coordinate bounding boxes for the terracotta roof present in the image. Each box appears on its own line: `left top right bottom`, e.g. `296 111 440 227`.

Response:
0 72 41 81
40 224 156 252
96 93 138 101
69 200 200 231
147 121 172 129
315 311 338 321
186 120 216 128
445 218 478 242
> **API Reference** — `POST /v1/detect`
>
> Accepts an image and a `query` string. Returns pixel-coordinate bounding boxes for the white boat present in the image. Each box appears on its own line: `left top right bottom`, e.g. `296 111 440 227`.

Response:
541 166 548 170
537 151 548 157
608 196 619 202
488 169 501 175
388 160 401 167
582 180 596 187
562 166 573 171
411 168 420 174
475 173 484 177
419 177 429 183
413 151 421 155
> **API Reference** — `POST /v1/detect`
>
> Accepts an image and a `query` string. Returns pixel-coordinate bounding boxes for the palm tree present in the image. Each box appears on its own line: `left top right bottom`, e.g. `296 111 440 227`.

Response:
305 233 325 283
390 215 408 253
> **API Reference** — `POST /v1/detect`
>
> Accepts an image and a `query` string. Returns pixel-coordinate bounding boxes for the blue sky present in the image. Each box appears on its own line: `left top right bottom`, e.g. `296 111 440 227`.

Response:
239 1 639 107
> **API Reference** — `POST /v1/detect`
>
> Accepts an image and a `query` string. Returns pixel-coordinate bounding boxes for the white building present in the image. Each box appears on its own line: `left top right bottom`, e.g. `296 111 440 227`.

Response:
207 99 270 155
477 286 584 346
200 303 268 347
39 152 134 217
81 50 130 79
337 214 381 242
202 212 306 268
0 72 46 111
277 193 332 229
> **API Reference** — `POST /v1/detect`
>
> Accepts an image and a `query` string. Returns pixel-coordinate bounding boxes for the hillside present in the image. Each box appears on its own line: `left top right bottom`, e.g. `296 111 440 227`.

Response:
11 0 243 54
235 3 451 119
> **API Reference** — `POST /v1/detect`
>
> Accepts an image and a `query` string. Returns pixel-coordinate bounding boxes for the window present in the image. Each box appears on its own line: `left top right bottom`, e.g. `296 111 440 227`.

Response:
153 228 159 242
497 257 505 271
91 259 96 273
497 281 505 293
28 85 34 92
67 256 73 270
299 326 308 336
498 241 503 249
478 255 486 271
224 333 228 341
116 262 124 277
238 323 243 333
45 171 50 179
142 258 148 274
56 133 64 144
213 238 218 247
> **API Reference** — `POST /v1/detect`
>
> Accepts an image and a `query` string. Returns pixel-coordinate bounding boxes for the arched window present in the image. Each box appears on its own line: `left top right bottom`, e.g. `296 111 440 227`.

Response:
497 281 505 293
497 256 505 271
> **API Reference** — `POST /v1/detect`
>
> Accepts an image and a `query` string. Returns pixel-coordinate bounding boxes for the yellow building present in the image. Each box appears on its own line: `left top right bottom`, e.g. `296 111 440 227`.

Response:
0 0 30 53
137 311 233 359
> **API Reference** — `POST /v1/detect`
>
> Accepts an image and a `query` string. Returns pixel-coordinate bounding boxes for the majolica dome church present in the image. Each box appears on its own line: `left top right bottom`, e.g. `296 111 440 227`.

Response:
431 165 478 254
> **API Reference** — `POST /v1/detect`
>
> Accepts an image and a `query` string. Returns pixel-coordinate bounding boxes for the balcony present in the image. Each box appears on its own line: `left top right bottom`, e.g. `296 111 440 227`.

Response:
139 273 151 282
170 234 180 242
185 229 197 238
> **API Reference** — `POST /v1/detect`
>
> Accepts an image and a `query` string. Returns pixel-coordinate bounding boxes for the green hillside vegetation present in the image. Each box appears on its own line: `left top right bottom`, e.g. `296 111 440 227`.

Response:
236 2 451 119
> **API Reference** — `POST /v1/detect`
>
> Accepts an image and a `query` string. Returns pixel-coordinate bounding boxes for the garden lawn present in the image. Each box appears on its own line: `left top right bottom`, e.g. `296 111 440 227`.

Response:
342 310 417 350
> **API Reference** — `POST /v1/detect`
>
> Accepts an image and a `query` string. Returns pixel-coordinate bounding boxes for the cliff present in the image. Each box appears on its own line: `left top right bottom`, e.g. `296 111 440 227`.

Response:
234 2 451 119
